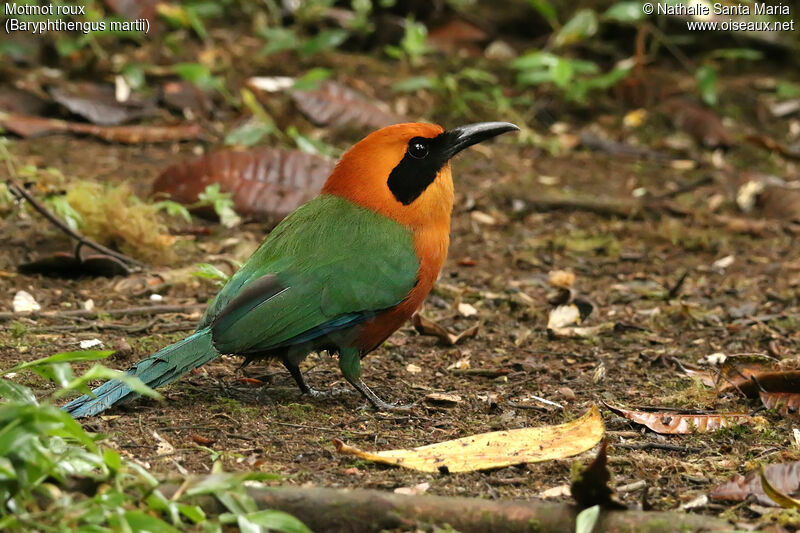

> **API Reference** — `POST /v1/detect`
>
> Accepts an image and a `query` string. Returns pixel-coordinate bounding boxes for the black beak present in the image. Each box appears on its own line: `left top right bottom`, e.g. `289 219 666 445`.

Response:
444 122 519 159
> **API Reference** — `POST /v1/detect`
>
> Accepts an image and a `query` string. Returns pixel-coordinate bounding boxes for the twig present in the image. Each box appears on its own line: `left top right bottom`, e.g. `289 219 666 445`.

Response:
0 303 207 322
655 176 714 200
614 442 700 453
6 178 145 269
506 395 563 410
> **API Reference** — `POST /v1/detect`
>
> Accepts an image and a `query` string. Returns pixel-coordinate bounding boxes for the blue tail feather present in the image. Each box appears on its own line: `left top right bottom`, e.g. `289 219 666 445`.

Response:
63 327 219 418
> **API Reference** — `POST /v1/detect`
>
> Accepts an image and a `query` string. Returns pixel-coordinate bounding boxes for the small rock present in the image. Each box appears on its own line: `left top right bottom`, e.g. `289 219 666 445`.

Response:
458 302 478 317
424 392 462 406
79 338 103 349
406 363 422 374
394 482 430 495
13 290 40 313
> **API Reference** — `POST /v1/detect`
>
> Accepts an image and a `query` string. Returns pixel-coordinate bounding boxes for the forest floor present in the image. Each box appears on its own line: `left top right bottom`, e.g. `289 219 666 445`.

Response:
1 36 800 531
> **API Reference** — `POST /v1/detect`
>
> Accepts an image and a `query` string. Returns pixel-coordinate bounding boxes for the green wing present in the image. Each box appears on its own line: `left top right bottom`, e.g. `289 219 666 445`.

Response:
200 194 419 355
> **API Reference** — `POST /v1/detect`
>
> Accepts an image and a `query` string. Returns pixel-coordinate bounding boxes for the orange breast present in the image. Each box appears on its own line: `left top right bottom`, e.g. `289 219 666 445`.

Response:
352 220 450 353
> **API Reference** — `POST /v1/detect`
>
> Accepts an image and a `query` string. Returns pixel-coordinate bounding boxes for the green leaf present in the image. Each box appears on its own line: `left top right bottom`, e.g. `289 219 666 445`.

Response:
57 365 162 400
174 63 220 90
527 0 559 29
103 448 122 472
776 81 800 100
185 472 281 496
124 510 181 533
299 29 348 56
224 120 274 147
0 378 37 404
603 2 645 23
154 200 192 223
243 510 312 533
286 126 338 158
292 68 333 91
391 76 435 92
575 504 600 533
193 263 230 283
708 48 763 61
185 5 209 39
552 9 598 47
178 503 207 524
44 195 83 231
552 58 574 87
3 350 113 376
695 65 718 106
237 515 260 533
31 362 74 388
258 27 301 56
511 51 560 70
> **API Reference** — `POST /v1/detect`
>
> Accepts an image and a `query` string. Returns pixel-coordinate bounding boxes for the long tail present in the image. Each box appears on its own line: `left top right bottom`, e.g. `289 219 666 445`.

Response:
63 327 219 418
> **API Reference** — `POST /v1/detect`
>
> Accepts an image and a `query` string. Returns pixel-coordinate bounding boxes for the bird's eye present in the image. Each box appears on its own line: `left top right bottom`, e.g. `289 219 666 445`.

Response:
408 140 429 159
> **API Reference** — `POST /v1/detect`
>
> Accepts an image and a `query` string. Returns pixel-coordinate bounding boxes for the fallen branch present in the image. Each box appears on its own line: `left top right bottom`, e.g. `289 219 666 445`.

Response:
163 485 732 533
7 179 145 269
0 303 206 322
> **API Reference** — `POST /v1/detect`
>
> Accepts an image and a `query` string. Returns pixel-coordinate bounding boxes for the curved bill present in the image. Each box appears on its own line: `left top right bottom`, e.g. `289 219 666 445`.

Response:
443 122 519 159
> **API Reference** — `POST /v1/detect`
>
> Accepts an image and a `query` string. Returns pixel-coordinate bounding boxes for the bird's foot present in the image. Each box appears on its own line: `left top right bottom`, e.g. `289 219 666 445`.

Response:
303 386 353 399
362 396 419 412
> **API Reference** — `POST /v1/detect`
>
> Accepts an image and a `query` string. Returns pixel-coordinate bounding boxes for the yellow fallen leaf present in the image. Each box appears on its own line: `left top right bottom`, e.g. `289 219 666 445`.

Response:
760 466 800 509
333 405 604 473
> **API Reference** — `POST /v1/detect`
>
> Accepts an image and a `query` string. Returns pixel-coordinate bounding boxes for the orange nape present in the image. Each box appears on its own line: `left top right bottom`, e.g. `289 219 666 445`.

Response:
322 122 455 231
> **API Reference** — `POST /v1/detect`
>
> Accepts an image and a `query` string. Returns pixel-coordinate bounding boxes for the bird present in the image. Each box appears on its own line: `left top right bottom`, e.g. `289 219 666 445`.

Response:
63 121 519 417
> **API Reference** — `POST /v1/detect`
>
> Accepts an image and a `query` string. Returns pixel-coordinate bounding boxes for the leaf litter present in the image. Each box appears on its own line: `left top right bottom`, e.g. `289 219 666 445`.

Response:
333 405 604 473
710 461 800 507
153 147 334 223
602 401 766 434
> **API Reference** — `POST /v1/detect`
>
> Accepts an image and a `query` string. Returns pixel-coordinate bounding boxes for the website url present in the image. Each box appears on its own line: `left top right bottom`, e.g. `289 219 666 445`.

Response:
687 19 796 31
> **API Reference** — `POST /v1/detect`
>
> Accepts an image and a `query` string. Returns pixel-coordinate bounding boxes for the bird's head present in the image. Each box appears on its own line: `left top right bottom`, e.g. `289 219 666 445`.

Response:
322 122 518 229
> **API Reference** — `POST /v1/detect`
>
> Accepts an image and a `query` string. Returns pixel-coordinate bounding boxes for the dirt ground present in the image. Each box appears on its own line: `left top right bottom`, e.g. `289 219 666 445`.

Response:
2 56 800 529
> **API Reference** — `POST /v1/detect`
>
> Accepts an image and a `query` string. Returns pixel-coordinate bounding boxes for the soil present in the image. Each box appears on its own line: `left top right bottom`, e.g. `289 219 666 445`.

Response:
2 41 800 530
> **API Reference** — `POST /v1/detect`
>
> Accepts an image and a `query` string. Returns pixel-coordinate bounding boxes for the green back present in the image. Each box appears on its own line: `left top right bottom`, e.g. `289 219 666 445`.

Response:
201 194 419 354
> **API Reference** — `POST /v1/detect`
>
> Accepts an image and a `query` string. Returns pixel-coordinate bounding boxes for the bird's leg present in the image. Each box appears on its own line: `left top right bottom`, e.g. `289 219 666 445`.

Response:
281 356 323 397
338 348 414 411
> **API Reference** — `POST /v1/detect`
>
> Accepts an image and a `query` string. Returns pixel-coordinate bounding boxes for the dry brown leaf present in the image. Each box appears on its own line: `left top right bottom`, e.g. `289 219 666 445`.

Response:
424 393 462 406
761 466 800 509
50 83 155 125
602 401 765 434
0 111 203 143
153 148 334 223
427 18 488 55
333 405 604 473
760 390 800 418
570 440 626 509
710 461 800 506
727 370 800 401
716 354 778 394
291 81 404 130
412 313 479 346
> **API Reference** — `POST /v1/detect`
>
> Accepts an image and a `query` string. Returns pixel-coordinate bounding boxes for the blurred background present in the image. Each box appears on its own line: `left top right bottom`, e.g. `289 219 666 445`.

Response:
1 1 800 525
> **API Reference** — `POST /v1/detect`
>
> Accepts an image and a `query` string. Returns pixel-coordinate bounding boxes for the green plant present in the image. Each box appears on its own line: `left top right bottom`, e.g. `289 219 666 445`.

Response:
511 51 631 104
385 17 430 66
0 350 310 532
196 184 241 228
258 26 348 57
193 262 231 285
695 64 719 106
